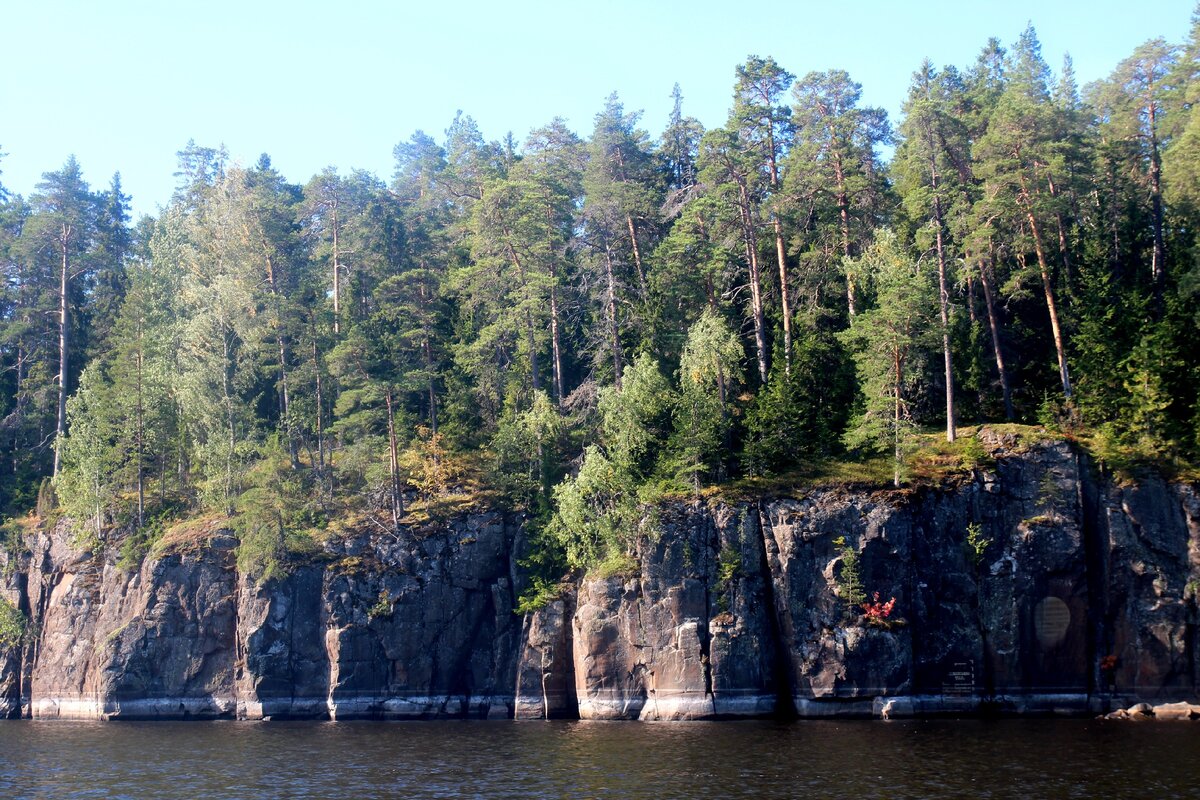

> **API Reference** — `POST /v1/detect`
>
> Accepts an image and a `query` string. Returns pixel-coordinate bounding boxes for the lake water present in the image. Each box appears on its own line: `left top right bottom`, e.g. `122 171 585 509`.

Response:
1 719 1198 799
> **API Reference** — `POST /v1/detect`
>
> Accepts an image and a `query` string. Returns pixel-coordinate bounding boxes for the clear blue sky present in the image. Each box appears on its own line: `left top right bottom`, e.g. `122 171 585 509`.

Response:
1 0 1194 218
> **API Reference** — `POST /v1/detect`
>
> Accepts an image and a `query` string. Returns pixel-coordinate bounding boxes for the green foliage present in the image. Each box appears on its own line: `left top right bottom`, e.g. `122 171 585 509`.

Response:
548 447 643 570
490 390 563 509
787 69 891 311
546 355 673 570
513 505 570 614
592 550 639 580
1033 469 1067 524
597 355 673 477
35 480 57 522
367 589 394 620
515 576 565 615
233 436 322 583
1117 325 1182 461
4 24 1200 573
717 545 742 585
55 364 124 549
743 313 854 475
715 544 742 612
832 536 866 608
957 435 991 471
669 308 743 490
115 502 184 572
839 230 935 486
1071 263 1143 428
0 519 28 578
0 599 23 652
0 598 25 649
398 426 454 499
965 522 991 566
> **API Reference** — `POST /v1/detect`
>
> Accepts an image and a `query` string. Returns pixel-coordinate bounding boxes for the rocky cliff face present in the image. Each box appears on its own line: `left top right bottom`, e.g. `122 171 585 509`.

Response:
1 433 1197 720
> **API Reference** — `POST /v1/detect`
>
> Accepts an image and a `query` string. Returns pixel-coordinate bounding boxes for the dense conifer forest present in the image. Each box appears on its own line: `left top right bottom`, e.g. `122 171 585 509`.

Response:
2 18 1199 588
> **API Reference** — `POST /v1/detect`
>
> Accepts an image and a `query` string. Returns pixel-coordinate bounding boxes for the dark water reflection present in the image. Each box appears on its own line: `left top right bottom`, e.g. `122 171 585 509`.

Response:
1 719 1198 799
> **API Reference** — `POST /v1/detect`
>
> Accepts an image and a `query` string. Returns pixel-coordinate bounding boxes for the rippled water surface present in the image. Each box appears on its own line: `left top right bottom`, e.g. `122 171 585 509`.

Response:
2 718 1199 799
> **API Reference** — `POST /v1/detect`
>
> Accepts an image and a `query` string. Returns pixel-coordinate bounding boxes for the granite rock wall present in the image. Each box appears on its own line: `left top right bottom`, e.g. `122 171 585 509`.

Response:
1 435 1196 720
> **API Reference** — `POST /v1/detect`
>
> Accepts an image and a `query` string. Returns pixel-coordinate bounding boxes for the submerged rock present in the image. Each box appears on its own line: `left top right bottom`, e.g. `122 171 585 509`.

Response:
1105 700 1200 720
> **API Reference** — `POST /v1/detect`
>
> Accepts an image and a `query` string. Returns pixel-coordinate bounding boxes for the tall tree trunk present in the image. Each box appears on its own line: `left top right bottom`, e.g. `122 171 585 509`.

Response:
135 335 145 528
526 312 540 393
549 284 564 406
331 202 341 335
252 229 297 466
423 337 438 435
966 276 978 324
222 331 238 515
979 250 1015 421
625 214 648 300
417 280 439 434
766 133 792 374
1021 192 1072 399
384 388 403 530
697 213 718 311
613 147 648 301
1045 173 1075 284
312 337 325 474
54 224 71 478
893 351 903 489
603 243 624 389
1148 98 1166 313
737 183 769 383
503 238 541 393
277 331 295 464
932 193 956 442
274 335 290 417
773 213 792 375
546 209 565 407
833 154 855 317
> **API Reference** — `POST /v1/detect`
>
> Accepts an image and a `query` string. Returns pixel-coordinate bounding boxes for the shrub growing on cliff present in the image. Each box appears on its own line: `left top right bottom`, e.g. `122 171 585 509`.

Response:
0 519 28 578
833 536 866 607
965 522 991 566
548 446 650 569
861 592 896 623
547 356 671 570
669 308 743 491
234 436 321 582
55 365 120 548
0 598 25 649
515 575 565 615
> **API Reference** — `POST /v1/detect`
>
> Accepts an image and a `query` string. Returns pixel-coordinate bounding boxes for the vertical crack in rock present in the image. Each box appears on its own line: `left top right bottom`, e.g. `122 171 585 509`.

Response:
698 503 714 702
1078 451 1107 698
755 501 796 718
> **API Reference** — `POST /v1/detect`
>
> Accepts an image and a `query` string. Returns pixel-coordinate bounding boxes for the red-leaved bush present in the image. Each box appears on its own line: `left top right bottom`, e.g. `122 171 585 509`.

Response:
862 592 896 620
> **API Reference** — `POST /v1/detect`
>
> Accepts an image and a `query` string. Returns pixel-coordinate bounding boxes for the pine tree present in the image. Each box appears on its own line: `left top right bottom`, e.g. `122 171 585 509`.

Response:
660 84 704 191
974 26 1074 400
579 95 662 384
895 59 970 440
839 230 934 487
28 157 101 477
732 56 796 372
787 69 891 319
697 126 770 383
